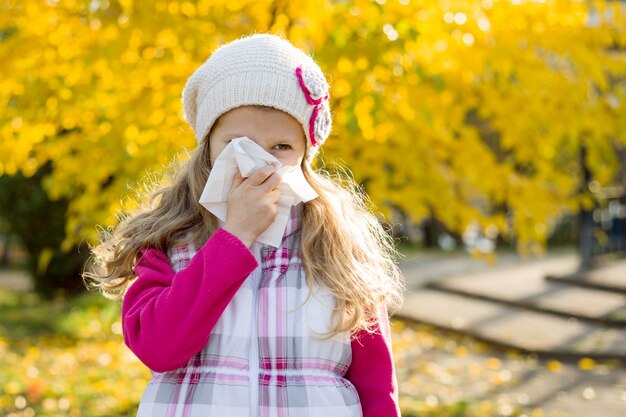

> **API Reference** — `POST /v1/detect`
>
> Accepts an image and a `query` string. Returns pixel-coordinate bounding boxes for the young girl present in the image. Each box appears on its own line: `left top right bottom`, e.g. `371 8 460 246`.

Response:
85 33 404 417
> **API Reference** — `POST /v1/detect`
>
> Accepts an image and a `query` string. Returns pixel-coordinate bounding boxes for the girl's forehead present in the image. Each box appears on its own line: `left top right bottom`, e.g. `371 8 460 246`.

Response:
215 107 305 141
221 105 288 120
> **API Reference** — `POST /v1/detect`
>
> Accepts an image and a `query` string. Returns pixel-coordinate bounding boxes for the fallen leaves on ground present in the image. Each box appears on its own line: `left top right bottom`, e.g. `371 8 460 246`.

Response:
0 290 620 416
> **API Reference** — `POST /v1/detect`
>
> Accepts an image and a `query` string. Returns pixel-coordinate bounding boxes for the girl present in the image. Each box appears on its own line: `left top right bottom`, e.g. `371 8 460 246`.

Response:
84 33 404 417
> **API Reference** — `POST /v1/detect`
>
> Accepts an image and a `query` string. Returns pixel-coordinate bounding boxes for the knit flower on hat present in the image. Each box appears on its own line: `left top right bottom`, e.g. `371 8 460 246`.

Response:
295 65 331 147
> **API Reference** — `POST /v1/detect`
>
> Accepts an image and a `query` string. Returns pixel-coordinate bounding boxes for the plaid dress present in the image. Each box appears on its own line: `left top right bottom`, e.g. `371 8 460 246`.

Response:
135 205 363 417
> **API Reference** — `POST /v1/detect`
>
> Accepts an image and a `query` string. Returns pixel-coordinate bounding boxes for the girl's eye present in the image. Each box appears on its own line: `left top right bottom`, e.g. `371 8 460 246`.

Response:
274 144 292 151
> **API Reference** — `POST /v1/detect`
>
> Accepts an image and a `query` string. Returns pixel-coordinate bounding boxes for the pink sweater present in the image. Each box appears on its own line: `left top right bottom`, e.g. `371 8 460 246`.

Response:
122 228 400 416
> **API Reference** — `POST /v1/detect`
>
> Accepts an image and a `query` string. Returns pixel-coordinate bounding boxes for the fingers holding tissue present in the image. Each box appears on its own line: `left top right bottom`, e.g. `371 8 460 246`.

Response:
223 164 281 248
231 164 276 191
231 168 245 190
199 137 318 247
248 165 281 189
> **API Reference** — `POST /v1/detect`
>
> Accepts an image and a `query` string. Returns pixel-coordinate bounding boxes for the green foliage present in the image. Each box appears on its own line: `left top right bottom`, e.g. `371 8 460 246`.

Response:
0 162 89 298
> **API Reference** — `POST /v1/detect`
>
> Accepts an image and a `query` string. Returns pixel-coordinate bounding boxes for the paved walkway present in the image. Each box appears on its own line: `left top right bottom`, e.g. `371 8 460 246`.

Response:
398 249 626 359
396 248 626 417
0 268 31 291
393 320 626 417
398 248 579 289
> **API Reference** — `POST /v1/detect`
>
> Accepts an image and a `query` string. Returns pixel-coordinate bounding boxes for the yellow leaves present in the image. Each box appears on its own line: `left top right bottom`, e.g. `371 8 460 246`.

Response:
332 78 352 98
485 357 502 370
355 57 369 70
47 26 70 47
57 88 72 101
124 124 140 141
0 0 623 255
455 345 469 358
102 24 120 42
373 64 390 83
57 43 76 61
156 28 179 49
578 357 596 371
398 102 415 122
0 291 152 416
180 2 197 18
60 115 77 130
355 95 375 115
357 117 374 140
270 13 291 33
354 95 377 139
140 47 159 60
489 368 512 385
546 359 562 373
390 318 601 416
5 381 22 395
24 124 52 145
117 0 134 15
337 57 353 74
45 97 58 113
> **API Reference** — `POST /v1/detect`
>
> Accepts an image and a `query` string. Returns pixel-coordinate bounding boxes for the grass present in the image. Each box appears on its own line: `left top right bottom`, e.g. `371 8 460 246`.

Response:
0 290 148 416
0 289 574 417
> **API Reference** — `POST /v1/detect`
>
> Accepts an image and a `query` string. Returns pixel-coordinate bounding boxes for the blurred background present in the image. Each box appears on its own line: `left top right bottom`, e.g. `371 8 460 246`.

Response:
1 0 625 416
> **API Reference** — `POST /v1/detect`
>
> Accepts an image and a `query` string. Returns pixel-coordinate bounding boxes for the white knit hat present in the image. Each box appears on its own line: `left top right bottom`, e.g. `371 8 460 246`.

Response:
182 33 332 162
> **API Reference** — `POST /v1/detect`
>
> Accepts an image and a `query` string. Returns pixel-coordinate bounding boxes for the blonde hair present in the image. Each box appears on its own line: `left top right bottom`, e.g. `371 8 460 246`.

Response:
83 107 405 339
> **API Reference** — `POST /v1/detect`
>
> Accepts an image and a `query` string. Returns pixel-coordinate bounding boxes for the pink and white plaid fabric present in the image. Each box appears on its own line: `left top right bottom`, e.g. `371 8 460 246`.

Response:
135 204 362 417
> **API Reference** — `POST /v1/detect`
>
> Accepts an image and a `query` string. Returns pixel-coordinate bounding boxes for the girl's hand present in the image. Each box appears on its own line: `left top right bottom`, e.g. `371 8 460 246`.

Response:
222 165 282 248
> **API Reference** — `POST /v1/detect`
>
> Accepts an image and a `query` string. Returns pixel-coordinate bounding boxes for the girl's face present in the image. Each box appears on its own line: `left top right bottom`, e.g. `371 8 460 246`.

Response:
209 106 307 168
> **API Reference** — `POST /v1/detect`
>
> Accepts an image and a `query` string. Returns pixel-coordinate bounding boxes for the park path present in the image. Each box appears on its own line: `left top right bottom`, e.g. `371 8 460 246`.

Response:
0 268 31 291
398 249 625 359
1 249 625 417
396 248 626 417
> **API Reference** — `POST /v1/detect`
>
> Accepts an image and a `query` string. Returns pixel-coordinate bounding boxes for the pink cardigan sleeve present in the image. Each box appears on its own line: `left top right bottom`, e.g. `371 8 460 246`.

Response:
345 304 401 417
121 228 258 373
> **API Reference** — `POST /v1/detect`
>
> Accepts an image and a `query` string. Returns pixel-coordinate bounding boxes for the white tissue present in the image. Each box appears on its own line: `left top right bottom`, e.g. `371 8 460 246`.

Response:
198 136 318 247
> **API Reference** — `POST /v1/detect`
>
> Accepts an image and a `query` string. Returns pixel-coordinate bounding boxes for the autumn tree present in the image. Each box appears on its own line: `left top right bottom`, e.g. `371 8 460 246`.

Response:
1 0 624 279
